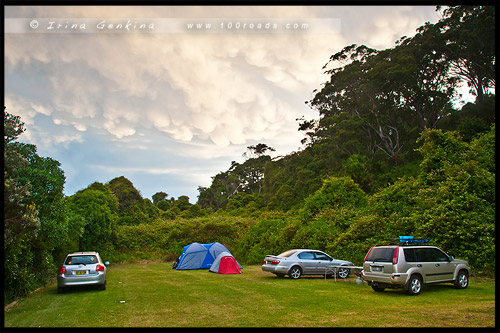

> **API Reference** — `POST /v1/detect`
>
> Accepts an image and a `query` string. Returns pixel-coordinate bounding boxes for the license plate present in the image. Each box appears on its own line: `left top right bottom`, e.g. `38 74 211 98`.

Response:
75 270 87 275
371 266 382 272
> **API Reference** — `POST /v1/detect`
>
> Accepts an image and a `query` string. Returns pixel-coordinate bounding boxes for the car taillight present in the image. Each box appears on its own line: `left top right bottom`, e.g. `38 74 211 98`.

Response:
271 260 280 265
364 247 373 262
96 264 105 271
392 247 399 265
58 266 66 274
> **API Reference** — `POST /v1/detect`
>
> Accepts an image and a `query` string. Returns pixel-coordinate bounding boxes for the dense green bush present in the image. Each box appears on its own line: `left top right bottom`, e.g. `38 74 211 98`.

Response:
234 213 297 263
300 176 367 219
411 127 495 273
111 215 252 263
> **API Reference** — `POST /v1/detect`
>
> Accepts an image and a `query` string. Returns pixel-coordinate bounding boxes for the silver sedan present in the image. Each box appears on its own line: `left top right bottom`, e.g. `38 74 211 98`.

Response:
262 249 354 279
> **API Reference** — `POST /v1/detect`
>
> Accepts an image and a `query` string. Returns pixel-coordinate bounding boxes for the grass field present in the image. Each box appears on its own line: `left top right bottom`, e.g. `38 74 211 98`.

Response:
3 261 496 327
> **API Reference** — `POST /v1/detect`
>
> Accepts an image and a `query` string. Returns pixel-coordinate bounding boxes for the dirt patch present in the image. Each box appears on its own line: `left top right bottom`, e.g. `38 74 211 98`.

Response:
4 300 18 312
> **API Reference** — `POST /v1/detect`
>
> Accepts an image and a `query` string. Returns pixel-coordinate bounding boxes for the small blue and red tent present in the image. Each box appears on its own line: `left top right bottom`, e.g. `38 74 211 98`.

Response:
176 242 242 270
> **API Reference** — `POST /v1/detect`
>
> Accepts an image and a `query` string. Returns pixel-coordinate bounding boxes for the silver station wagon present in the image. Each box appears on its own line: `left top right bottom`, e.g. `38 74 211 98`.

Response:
57 251 109 293
262 249 354 279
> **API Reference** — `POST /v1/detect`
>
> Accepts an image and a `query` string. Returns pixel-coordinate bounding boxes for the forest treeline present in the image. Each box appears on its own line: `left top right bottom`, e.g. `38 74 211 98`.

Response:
4 6 495 304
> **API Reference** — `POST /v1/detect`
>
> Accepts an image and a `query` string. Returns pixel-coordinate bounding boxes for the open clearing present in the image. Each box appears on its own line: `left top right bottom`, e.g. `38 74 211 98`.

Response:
4 262 495 327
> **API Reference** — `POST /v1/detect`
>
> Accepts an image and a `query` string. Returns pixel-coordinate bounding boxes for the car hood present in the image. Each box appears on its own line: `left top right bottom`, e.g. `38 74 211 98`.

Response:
453 258 469 266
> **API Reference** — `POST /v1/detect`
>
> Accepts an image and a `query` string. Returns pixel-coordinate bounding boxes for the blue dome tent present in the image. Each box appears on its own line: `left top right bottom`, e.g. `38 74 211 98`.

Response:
176 242 242 270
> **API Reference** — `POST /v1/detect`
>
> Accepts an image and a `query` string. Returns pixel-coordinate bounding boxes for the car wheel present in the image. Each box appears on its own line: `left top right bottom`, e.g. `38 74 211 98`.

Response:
406 274 422 296
454 270 469 289
289 266 302 279
57 286 64 294
337 266 350 279
371 285 385 292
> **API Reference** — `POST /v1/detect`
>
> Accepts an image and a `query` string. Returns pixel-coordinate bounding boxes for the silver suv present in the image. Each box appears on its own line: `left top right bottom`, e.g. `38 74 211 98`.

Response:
361 239 470 295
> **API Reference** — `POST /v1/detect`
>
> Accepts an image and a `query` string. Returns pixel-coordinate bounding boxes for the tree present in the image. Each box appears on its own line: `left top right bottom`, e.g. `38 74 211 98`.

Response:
10 142 69 274
243 143 276 159
4 109 41 301
12 143 67 241
152 191 169 205
66 182 119 251
434 6 495 101
4 110 40 247
307 39 455 166
107 176 143 212
4 108 68 301
197 153 271 209
106 176 159 225
174 195 191 211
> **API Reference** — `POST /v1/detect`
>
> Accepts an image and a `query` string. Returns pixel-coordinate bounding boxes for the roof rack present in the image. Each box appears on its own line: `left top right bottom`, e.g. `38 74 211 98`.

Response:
385 236 430 245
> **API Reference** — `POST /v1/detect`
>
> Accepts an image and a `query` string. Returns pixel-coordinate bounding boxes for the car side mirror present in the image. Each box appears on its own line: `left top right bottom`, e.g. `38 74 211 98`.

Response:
105 261 110 266
448 256 454 262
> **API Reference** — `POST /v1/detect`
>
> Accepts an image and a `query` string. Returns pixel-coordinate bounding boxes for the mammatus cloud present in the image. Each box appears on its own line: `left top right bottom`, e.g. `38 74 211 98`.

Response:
5 5 348 149
6 32 338 149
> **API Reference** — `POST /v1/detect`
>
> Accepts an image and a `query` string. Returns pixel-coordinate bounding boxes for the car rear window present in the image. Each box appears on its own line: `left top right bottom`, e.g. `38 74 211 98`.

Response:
278 250 298 258
365 247 395 263
65 255 98 265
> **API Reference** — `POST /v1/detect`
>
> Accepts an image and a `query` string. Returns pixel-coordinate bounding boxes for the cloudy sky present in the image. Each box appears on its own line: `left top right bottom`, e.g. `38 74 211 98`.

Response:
4 5 443 202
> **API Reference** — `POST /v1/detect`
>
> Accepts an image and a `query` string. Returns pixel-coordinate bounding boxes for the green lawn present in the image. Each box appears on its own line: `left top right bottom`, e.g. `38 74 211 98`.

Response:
4 262 496 327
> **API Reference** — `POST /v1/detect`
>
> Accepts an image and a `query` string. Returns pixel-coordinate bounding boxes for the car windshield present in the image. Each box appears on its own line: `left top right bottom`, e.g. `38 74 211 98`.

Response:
65 255 97 265
366 248 395 263
278 250 298 258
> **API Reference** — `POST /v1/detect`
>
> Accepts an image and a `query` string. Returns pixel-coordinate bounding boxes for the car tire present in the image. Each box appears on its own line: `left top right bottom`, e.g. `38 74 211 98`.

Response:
99 281 107 290
406 274 422 296
454 270 469 289
337 266 350 279
288 266 302 279
57 286 64 294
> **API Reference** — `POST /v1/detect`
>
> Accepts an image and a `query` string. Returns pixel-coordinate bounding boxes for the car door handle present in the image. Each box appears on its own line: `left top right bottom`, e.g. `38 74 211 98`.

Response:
435 264 440 267
417 264 422 267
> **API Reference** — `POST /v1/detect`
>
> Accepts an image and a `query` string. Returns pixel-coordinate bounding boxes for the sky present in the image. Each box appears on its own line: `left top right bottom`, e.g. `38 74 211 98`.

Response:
4 5 445 202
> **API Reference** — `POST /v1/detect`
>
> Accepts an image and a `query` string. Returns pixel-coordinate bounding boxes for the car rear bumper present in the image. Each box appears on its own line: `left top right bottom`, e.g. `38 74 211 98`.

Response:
57 272 106 287
262 264 289 275
361 271 408 287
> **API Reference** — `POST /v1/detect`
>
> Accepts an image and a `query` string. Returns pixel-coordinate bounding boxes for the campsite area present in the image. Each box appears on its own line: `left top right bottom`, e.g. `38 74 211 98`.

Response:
4 262 495 328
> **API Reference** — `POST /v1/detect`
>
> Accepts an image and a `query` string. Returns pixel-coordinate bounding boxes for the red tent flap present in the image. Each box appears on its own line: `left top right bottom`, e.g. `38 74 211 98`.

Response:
219 256 242 274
